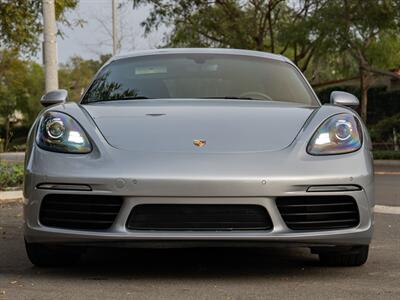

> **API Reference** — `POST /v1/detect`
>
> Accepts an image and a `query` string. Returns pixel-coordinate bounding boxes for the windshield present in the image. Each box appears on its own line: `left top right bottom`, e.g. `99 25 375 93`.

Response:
81 53 318 105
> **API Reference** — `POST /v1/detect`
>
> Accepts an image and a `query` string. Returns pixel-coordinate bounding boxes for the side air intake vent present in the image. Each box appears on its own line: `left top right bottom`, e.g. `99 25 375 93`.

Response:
276 196 359 230
40 194 123 230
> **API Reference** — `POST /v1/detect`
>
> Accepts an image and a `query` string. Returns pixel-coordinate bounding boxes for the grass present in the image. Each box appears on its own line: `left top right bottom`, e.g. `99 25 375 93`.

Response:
0 161 24 191
372 150 400 160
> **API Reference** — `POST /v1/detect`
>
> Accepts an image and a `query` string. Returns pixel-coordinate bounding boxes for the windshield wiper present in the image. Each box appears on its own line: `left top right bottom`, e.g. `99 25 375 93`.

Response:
117 96 151 100
86 96 152 104
200 96 263 100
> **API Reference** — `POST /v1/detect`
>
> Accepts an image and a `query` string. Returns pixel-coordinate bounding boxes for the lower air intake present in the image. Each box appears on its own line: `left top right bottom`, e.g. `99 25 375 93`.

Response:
276 196 359 230
127 204 273 231
40 194 123 230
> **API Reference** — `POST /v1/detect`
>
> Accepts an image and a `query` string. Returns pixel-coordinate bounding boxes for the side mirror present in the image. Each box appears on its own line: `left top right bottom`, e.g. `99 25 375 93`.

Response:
40 89 68 107
330 91 359 108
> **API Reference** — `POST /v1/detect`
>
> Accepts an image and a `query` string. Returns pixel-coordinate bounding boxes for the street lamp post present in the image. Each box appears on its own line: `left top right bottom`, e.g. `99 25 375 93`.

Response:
112 0 118 55
42 0 59 93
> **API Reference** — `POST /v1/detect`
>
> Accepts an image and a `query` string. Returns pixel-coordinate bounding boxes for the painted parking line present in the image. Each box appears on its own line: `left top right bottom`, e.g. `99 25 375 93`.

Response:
375 172 400 175
374 205 400 215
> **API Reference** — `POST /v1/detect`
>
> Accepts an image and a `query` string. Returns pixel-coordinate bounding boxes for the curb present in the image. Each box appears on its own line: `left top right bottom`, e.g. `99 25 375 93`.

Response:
374 160 400 167
0 152 25 163
0 191 23 204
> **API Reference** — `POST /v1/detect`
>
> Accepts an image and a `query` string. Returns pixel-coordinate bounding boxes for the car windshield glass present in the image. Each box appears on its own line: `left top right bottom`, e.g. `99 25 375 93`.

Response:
82 53 318 105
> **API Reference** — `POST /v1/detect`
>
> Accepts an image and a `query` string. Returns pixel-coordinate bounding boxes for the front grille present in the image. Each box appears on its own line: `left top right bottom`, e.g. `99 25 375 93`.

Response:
276 196 359 230
127 204 273 231
40 194 123 230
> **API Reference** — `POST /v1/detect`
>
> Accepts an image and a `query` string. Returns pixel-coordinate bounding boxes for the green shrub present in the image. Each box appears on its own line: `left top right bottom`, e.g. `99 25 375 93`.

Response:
373 150 400 160
0 162 24 190
369 113 400 143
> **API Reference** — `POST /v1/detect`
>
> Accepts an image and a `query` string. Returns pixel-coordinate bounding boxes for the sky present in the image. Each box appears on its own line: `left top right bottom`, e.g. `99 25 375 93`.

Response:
37 0 166 64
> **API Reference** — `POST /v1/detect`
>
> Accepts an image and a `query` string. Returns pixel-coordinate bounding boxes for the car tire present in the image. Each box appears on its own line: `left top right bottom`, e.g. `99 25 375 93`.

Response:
25 240 84 267
318 245 369 267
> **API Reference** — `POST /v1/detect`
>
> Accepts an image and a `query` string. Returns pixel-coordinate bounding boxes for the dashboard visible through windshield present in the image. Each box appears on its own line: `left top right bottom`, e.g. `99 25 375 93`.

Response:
81 53 318 106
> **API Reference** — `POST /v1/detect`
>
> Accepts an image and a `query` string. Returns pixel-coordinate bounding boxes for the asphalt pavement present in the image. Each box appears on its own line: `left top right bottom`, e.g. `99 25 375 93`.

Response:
0 172 399 299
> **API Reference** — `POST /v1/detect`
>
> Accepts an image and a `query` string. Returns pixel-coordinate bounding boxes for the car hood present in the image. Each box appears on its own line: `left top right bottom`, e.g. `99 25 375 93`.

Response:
83 100 316 153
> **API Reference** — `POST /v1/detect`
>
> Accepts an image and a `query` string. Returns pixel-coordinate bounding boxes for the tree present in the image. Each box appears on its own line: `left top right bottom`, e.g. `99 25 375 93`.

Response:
313 0 400 122
21 62 45 124
0 0 80 55
275 0 331 72
85 1 139 56
59 54 111 101
132 0 328 72
0 51 43 150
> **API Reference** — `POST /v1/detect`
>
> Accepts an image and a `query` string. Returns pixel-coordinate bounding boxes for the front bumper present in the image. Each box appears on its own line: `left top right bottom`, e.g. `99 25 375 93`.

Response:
24 190 373 247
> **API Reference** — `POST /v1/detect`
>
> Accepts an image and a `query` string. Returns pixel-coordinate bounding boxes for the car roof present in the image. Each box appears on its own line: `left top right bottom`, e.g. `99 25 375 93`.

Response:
111 48 290 63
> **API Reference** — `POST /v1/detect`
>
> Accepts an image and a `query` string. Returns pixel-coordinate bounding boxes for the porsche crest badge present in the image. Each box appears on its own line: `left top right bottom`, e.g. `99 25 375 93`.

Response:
193 139 206 147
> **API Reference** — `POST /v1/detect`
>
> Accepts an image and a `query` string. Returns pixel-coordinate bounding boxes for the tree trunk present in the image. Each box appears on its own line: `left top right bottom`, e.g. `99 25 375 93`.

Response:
4 117 10 152
359 68 369 123
267 3 274 53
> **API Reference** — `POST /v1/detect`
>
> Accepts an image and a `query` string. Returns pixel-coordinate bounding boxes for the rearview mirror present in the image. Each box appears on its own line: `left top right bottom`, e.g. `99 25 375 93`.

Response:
41 89 68 107
330 91 359 108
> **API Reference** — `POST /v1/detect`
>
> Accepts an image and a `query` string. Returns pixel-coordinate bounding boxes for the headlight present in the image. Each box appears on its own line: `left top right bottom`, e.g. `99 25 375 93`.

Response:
307 114 362 155
36 111 92 153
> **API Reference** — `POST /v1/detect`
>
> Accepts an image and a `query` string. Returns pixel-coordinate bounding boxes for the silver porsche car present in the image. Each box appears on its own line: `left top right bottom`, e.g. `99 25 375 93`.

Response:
24 48 374 267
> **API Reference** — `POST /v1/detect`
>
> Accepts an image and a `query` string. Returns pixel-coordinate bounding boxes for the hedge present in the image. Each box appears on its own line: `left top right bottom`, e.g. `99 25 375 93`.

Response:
0 162 24 190
373 150 400 160
315 85 400 125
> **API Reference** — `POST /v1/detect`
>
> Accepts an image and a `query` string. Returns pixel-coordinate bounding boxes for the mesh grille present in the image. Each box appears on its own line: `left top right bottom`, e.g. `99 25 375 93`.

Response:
276 196 359 230
127 204 273 231
40 194 123 230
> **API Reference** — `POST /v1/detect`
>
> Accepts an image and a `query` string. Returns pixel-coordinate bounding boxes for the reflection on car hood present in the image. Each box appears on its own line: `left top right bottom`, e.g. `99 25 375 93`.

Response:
83 99 316 153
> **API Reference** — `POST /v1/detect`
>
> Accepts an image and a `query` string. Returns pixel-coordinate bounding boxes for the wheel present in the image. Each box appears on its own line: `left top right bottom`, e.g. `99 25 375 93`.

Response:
318 245 369 267
25 240 84 267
